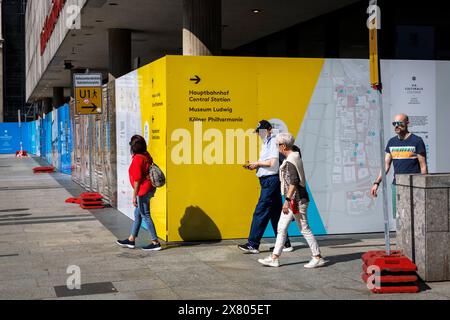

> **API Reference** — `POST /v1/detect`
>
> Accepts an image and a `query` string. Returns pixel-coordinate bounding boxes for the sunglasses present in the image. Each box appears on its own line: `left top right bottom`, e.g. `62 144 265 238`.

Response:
392 121 406 127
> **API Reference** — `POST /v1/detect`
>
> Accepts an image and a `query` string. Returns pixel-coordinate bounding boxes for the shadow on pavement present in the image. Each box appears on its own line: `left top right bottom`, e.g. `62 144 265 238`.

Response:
417 277 433 293
178 206 222 243
279 252 365 268
324 252 366 267
281 261 310 267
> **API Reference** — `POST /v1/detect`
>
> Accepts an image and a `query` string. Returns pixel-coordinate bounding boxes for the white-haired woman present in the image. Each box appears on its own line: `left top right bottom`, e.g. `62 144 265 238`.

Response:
258 133 326 268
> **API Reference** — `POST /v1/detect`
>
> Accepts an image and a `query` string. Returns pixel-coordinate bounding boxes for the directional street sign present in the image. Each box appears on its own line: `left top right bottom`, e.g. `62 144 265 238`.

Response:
73 73 103 115
75 87 102 115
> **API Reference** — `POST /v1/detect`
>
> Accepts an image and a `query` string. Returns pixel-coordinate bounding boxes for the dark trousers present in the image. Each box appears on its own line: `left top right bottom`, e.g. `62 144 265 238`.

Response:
248 174 290 249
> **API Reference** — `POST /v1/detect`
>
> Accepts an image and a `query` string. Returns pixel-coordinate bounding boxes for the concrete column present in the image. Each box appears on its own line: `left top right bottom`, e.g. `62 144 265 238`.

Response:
397 174 450 282
43 98 53 115
183 0 222 56
53 87 65 109
108 29 132 78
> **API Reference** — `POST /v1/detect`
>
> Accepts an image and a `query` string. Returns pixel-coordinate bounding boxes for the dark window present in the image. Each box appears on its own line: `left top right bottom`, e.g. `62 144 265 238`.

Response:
2 0 28 122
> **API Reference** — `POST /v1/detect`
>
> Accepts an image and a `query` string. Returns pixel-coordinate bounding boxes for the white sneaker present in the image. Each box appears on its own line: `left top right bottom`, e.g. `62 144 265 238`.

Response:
258 256 280 268
269 245 294 253
304 257 326 269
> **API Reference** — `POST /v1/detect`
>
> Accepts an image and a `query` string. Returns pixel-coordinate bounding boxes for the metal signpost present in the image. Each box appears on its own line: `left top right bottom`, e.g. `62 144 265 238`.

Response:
368 0 391 256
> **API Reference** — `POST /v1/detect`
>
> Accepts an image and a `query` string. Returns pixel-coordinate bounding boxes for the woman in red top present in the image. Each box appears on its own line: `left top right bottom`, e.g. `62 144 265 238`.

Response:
117 135 162 251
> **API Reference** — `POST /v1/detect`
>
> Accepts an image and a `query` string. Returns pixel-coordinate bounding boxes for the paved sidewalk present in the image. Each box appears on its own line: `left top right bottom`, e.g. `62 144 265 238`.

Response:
1 154 449 300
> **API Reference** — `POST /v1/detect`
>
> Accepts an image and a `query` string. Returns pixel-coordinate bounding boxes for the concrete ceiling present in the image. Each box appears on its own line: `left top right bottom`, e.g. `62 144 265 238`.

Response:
30 0 359 102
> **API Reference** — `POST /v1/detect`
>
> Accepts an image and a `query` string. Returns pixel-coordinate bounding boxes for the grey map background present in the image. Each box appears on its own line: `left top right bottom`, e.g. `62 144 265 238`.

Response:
297 59 450 235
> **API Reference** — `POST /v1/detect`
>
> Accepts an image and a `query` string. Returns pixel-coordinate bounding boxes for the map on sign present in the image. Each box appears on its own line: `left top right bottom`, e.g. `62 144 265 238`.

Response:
297 59 387 234
74 74 103 115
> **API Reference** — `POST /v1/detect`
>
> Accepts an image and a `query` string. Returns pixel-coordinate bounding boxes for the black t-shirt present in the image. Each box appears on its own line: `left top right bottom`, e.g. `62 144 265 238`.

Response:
385 134 426 183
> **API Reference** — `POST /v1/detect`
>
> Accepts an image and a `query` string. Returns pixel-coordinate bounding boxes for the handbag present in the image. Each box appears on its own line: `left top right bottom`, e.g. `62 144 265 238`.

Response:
290 199 300 215
149 163 166 188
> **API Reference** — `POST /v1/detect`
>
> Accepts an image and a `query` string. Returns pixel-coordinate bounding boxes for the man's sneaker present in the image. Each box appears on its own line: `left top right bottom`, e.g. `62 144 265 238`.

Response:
283 243 294 252
142 243 162 252
116 239 135 249
304 257 326 269
269 244 295 253
238 244 260 254
258 256 280 268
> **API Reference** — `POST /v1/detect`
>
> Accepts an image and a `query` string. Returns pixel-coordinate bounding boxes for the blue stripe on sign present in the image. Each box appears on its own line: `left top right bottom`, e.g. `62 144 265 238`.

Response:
263 183 327 238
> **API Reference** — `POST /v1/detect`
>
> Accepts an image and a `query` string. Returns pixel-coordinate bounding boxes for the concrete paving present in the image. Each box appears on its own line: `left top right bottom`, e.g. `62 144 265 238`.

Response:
1 154 449 300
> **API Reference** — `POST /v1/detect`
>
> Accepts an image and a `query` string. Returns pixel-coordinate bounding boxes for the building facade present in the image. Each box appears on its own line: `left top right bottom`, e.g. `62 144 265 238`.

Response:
2 0 27 122
21 0 450 118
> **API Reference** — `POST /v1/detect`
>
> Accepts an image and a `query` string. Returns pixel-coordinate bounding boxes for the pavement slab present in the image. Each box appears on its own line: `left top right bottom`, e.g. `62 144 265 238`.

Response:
1 154 450 300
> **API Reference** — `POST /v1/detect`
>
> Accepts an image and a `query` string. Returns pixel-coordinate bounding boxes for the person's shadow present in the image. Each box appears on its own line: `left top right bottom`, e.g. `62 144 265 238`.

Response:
177 206 222 243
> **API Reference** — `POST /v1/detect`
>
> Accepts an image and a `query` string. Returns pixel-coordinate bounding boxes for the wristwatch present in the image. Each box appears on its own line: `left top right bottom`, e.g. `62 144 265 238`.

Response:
285 197 292 202
373 182 380 186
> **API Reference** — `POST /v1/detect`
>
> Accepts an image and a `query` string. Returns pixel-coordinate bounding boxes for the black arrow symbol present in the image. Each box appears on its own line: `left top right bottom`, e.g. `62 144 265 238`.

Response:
190 75 201 84
82 103 98 112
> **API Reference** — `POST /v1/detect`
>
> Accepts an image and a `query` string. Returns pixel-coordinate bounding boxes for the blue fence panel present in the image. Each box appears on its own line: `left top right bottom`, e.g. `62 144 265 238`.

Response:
51 110 59 170
21 122 32 153
44 114 53 164
57 104 72 174
1 106 72 174
39 118 45 159
0 123 21 154
30 121 38 155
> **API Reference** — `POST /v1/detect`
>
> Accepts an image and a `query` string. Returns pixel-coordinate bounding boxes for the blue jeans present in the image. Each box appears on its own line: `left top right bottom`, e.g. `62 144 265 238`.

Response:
131 190 158 241
248 174 288 249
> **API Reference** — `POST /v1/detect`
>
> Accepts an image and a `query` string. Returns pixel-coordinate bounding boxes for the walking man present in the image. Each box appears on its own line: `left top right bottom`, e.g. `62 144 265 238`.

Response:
371 114 428 215
239 120 292 254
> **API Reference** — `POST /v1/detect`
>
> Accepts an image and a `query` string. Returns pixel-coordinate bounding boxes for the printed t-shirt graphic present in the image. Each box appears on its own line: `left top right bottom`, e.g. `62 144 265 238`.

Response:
385 134 426 183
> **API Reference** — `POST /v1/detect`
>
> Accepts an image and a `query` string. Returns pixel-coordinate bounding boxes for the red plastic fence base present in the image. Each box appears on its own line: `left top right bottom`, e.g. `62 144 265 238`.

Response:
33 166 55 174
80 193 103 201
16 151 29 157
362 251 417 273
81 200 104 206
66 193 105 209
362 272 419 284
79 193 104 210
362 251 420 294
370 285 420 294
65 198 81 204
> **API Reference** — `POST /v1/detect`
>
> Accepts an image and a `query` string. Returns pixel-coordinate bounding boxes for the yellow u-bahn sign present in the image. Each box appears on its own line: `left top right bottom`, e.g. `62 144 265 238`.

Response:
367 0 381 88
74 74 103 115
75 87 102 115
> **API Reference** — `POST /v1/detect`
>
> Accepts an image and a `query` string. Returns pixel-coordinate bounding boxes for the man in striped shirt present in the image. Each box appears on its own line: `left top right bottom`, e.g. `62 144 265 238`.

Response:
371 114 428 215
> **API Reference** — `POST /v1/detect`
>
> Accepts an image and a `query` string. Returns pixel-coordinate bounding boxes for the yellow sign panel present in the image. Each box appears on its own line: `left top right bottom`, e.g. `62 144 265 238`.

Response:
164 56 323 242
131 56 324 242
75 87 102 115
369 23 380 87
